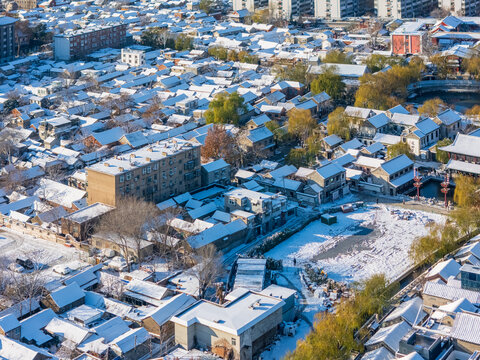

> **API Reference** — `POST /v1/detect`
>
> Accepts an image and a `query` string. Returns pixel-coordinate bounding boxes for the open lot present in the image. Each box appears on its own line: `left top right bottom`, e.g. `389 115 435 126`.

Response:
266 203 445 283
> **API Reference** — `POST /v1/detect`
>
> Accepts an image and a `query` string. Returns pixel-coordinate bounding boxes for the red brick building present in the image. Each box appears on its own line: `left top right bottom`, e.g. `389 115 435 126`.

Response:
54 24 127 61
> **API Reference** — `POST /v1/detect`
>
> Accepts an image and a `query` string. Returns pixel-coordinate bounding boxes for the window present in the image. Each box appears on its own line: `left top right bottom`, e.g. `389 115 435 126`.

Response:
119 175 124 183
231 338 236 346
142 167 147 175
153 163 158 170
126 173 131 181
147 166 151 174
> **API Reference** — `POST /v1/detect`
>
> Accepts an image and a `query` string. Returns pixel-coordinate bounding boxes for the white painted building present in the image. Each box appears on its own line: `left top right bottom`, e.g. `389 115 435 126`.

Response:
121 48 146 67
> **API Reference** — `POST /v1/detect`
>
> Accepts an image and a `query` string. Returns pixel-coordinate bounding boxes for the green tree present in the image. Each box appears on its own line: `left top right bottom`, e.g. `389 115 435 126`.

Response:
387 142 413 160
287 108 317 146
364 54 404 73
140 27 173 49
466 105 480 117
208 46 228 61
175 34 193 51
275 62 311 84
430 54 454 79
286 274 394 360
251 8 270 23
323 50 353 64
461 55 480 79
327 107 351 141
310 66 345 101
355 62 422 110
418 98 445 117
205 92 246 125
435 138 452 164
199 0 213 13
453 175 480 208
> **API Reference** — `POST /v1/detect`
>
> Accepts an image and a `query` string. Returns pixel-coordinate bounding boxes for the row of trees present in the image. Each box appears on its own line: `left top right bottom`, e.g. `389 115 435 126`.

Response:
354 58 424 110
287 274 397 359
409 175 480 265
208 47 259 64
140 28 193 51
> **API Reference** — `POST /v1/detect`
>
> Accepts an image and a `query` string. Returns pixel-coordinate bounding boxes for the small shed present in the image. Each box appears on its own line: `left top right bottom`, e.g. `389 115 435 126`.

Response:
321 214 337 225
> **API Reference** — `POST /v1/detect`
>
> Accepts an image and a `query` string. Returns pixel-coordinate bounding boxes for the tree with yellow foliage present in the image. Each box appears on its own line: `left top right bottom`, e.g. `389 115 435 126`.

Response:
418 98 445 117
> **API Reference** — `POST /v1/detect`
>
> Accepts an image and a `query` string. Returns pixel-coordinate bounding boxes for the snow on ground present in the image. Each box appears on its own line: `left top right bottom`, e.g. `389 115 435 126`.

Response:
0 227 85 288
266 203 445 283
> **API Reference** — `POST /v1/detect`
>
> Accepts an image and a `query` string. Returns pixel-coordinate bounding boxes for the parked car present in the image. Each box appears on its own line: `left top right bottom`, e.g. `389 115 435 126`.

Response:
16 257 34 270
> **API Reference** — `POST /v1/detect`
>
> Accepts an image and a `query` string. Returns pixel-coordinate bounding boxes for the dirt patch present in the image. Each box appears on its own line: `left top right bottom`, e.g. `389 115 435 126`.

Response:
313 226 379 261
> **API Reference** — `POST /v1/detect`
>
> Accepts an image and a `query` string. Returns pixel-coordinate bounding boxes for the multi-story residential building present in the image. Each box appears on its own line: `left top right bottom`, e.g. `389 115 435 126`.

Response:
54 24 127 61
121 47 146 67
377 0 436 19
0 17 16 63
233 0 267 13
224 188 287 234
314 0 365 19
86 138 201 207
438 0 480 16
270 0 313 19
16 0 37 9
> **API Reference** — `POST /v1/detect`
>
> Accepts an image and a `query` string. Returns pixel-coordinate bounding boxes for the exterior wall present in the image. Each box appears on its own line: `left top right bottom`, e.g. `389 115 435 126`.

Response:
0 22 16 62
201 165 230 187
54 24 127 61
392 34 422 55
455 339 480 353
121 49 146 66
16 0 37 9
142 318 175 340
87 147 201 206
90 235 154 261
175 307 282 360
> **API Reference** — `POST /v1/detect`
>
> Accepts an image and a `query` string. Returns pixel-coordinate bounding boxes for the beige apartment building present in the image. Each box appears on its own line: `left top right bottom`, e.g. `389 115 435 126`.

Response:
86 138 201 207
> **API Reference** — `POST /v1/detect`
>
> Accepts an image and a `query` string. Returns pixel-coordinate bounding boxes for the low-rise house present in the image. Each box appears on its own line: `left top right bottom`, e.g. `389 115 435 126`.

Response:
224 188 287 234
239 125 275 156
364 321 412 355
451 311 480 353
123 279 173 306
422 281 480 309
0 314 21 340
110 327 151 360
33 179 86 212
61 202 114 242
171 290 284 360
425 259 461 284
433 109 461 140
322 134 343 159
142 293 196 339
440 133 480 176
91 232 155 262
371 154 414 196
0 335 57 360
260 284 297 322
383 297 426 327
42 282 85 314
233 258 267 292
201 159 230 187
404 118 440 157
308 162 346 202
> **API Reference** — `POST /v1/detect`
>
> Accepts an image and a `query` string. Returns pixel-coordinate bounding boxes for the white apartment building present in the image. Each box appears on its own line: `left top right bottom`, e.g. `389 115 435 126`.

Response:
438 0 480 16
269 0 314 19
375 0 437 18
121 48 146 67
233 0 268 12
314 0 365 19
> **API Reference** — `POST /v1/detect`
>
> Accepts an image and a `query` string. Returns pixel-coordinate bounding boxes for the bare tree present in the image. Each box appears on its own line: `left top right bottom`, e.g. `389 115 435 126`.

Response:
0 166 24 192
0 130 17 164
98 197 158 271
3 250 47 315
188 244 224 299
149 206 183 258
99 271 125 299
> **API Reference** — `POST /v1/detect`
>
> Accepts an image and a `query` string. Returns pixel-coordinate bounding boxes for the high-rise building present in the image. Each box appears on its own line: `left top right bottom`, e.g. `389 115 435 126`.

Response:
0 17 16 63
15 0 37 10
86 138 202 207
269 0 313 19
54 24 127 61
438 0 480 16
375 0 437 18
232 0 267 13
314 0 365 19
